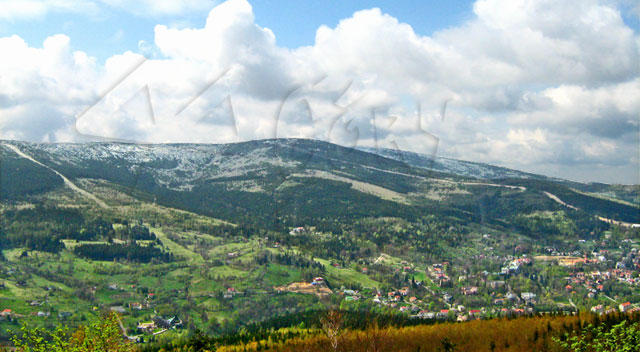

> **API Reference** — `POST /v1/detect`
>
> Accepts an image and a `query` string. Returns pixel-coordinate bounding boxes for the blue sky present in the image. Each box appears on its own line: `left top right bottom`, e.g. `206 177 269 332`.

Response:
2 1 477 62
0 0 638 183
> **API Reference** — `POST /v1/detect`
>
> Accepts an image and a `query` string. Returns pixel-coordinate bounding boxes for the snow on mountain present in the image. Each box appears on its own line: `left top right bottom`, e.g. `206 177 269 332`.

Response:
357 146 553 180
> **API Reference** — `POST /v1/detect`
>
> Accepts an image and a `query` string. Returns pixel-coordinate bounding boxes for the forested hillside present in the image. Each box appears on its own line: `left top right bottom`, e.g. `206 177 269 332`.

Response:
0 139 638 350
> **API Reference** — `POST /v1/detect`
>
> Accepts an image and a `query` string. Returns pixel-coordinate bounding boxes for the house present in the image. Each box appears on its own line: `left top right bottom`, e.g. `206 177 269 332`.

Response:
387 292 400 302
58 312 72 318
0 309 11 317
521 292 537 302
166 316 182 328
437 310 450 319
468 309 482 317
438 275 451 287
130 302 145 310
311 277 325 286
110 306 126 313
137 322 156 333
37 311 50 317
227 252 239 258
506 292 518 301
152 315 180 329
343 289 358 296
417 310 435 319
107 284 119 290
462 286 478 295
590 305 604 314
619 302 632 312
289 227 306 235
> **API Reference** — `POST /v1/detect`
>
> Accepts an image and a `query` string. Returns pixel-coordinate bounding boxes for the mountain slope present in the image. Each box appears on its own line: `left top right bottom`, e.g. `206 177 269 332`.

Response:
357 146 553 180
1 138 638 225
1 138 639 343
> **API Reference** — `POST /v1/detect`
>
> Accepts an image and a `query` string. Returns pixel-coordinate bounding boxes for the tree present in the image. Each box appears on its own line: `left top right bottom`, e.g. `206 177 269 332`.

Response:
320 310 343 352
554 320 640 352
440 337 456 352
10 312 135 352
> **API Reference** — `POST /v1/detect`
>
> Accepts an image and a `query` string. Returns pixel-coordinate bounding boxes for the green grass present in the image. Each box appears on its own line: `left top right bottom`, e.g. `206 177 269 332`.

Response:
314 258 381 289
262 263 302 286
148 226 204 264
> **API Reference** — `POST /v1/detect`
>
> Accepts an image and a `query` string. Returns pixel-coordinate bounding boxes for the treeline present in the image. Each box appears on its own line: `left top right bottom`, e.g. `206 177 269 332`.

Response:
119 224 157 241
187 222 269 240
254 251 325 272
0 205 159 255
152 311 640 352
0 151 64 199
141 309 427 351
510 210 609 240
0 206 85 252
73 243 172 263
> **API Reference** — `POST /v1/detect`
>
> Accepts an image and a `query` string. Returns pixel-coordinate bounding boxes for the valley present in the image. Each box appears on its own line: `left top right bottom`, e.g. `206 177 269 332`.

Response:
0 138 638 348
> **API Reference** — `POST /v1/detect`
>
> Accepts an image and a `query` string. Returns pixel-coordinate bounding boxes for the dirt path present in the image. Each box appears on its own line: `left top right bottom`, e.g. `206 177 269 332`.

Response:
596 216 637 228
543 192 578 210
2 143 108 208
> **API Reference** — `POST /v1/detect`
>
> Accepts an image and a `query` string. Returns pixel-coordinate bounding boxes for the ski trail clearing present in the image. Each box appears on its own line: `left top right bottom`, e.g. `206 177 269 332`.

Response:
544 191 638 227
543 191 578 210
2 143 109 209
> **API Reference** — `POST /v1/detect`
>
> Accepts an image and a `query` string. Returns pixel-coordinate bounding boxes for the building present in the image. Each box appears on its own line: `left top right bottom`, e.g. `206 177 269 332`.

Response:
137 322 156 333
619 302 632 312
521 292 537 301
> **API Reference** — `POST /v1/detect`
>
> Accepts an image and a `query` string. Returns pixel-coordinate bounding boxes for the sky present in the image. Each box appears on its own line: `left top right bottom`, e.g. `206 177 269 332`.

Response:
0 0 639 184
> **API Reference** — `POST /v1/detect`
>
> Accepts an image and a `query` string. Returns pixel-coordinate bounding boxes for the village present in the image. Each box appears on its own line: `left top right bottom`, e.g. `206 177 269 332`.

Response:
324 241 640 323
2 235 639 339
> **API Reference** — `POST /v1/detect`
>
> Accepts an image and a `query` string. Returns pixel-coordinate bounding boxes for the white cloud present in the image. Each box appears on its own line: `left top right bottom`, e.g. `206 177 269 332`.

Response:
0 0 99 20
0 0 216 20
0 0 638 183
99 0 217 17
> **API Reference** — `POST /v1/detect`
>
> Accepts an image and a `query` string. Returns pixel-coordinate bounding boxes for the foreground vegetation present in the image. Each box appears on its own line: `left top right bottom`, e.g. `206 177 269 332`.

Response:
6 311 640 351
